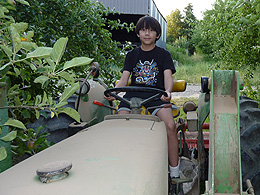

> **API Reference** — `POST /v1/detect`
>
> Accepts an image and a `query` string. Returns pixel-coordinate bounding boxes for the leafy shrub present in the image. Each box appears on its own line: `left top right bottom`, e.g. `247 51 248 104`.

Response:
192 0 260 100
11 0 134 86
0 0 94 164
166 44 187 65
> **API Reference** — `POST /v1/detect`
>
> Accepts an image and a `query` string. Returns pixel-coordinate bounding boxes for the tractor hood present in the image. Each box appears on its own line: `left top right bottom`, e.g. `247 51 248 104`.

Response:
0 115 168 195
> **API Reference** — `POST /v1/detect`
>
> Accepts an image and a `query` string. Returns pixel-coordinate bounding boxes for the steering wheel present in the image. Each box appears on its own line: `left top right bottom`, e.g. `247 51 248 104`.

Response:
104 86 167 109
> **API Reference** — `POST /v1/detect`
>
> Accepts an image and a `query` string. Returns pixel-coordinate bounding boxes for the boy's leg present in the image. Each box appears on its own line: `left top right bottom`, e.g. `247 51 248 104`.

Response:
117 97 131 114
118 110 130 114
156 107 179 177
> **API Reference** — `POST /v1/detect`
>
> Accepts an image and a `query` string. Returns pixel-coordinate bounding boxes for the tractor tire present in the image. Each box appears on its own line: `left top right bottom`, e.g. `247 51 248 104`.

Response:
240 96 260 194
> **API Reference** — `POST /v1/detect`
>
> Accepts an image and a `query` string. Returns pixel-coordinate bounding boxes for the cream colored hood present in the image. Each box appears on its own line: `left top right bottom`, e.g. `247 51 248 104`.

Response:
0 115 168 195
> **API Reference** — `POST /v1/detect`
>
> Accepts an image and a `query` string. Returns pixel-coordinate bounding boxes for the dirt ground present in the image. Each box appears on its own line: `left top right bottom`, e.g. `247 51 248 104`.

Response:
173 84 201 99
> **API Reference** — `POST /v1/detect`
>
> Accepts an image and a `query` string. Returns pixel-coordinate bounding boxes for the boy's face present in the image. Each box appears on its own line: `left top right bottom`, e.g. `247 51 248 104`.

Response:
137 28 160 46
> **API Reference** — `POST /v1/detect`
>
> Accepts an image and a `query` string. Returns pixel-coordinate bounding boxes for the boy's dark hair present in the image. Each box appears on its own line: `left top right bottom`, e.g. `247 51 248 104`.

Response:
135 15 161 41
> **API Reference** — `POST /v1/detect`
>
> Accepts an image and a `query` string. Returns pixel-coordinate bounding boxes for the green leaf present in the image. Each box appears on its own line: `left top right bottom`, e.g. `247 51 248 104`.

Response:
55 101 68 109
21 42 37 52
10 25 22 53
255 19 260 25
0 6 9 16
27 47 52 59
42 92 48 105
62 57 93 71
59 82 79 103
58 71 74 82
0 147 7 161
12 22 28 33
29 63 37 71
35 126 44 136
239 17 249 24
21 109 31 119
0 131 17 142
0 45 12 57
39 110 47 118
14 67 20 76
35 110 40 119
4 118 26 130
35 95 42 106
0 63 11 71
14 96 22 106
15 0 30 6
256 3 260 13
46 58 56 71
25 31 34 41
60 107 80 123
34 75 49 85
247 26 254 35
51 37 68 65
35 137 45 145
233 32 242 44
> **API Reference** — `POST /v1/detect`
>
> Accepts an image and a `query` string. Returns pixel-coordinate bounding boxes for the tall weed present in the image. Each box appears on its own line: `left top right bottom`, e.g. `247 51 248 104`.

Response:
168 44 259 102
167 44 187 65
167 44 214 84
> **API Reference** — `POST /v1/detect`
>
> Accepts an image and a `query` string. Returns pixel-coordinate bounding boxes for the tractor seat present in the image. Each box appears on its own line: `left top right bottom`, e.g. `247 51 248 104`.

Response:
114 80 187 93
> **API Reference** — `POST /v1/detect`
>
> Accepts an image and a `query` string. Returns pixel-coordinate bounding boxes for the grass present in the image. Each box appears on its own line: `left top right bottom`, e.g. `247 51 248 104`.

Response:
172 54 214 84
167 43 217 84
172 97 198 120
168 43 259 102
172 96 210 128
166 45 214 124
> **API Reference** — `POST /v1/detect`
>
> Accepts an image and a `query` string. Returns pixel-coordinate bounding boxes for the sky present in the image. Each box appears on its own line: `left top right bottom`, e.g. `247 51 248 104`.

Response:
153 0 216 20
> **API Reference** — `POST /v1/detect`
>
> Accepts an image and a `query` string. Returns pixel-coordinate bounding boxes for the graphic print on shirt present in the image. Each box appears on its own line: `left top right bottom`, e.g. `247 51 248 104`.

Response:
133 60 159 86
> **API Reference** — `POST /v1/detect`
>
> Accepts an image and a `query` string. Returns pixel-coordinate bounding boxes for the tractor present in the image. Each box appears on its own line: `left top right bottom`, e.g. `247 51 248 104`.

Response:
0 63 258 195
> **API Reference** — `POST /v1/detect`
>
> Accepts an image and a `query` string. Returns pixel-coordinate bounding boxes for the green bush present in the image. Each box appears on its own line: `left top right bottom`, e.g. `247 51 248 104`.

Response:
11 0 134 86
0 0 95 163
192 0 260 101
1 0 135 164
166 44 187 65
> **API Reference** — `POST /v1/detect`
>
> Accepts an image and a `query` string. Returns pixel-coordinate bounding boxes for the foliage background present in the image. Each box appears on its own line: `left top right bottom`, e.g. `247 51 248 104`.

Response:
11 0 133 86
0 0 133 164
192 0 260 100
166 0 260 101
166 3 196 55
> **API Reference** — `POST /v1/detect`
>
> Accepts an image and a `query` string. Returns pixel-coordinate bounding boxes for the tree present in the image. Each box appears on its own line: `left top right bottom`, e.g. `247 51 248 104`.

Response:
182 4 196 39
0 0 97 164
192 0 260 100
166 9 183 43
181 3 196 55
166 4 196 55
191 12 214 55
11 0 134 86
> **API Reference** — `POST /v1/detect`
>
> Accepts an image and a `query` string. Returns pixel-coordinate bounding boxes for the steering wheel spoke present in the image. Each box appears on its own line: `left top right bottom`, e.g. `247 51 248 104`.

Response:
109 92 130 105
104 87 167 114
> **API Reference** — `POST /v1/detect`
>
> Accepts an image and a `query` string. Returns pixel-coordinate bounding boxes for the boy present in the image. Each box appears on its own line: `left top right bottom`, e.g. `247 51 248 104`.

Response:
105 15 180 190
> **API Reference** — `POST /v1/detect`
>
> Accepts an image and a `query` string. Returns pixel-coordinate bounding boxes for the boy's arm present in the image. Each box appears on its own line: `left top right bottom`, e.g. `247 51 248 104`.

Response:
104 70 131 101
161 69 173 102
115 70 131 88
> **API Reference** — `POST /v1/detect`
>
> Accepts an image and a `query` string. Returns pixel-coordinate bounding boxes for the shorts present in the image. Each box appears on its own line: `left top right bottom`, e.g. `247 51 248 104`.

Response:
118 91 175 115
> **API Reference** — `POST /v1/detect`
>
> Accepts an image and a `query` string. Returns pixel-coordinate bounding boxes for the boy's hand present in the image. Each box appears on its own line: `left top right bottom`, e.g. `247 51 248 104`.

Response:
104 93 116 101
161 91 171 102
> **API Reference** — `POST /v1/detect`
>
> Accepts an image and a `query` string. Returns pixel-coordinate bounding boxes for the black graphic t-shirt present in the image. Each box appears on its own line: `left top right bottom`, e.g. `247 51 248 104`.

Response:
123 46 176 91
